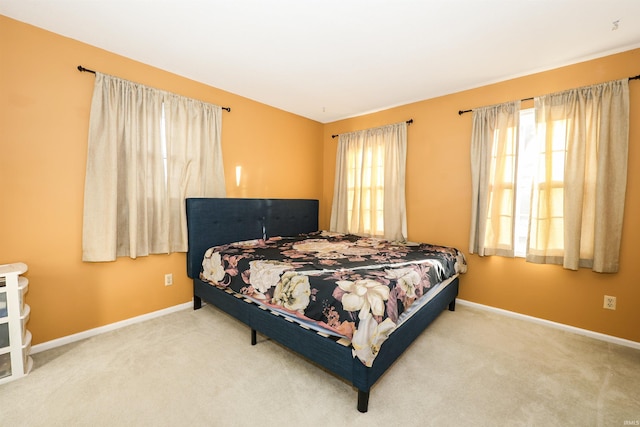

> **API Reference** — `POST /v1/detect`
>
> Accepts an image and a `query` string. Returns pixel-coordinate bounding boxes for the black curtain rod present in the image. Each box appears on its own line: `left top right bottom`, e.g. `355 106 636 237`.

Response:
331 119 413 139
77 65 232 112
457 74 640 116
77 65 96 74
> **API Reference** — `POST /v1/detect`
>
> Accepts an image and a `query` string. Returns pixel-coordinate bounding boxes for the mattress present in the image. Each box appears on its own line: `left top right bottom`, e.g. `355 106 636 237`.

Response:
199 231 467 366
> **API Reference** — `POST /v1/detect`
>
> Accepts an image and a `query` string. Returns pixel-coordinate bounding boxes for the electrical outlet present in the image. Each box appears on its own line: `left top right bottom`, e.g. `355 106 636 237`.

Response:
164 273 173 286
603 295 616 310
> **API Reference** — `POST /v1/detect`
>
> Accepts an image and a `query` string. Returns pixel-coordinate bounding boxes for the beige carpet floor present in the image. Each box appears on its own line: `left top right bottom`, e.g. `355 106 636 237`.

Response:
0 303 638 427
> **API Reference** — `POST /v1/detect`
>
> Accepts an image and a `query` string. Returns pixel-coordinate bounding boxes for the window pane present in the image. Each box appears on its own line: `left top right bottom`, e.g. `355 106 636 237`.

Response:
514 109 536 257
345 140 386 236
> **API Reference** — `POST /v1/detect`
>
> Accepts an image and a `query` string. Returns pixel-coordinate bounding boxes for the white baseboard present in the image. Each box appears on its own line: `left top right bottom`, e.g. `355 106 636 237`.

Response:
31 301 193 354
456 299 640 351
30 298 640 355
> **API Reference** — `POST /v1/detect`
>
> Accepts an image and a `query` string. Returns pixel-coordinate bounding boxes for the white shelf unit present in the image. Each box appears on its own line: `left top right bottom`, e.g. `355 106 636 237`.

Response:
0 262 33 385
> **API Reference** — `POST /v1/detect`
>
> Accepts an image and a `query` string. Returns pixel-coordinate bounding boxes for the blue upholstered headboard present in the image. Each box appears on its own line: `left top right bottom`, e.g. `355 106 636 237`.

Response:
185 198 319 278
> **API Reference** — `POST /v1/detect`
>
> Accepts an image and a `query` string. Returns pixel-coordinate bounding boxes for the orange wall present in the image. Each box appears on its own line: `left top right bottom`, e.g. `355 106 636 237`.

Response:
0 16 323 344
323 48 640 343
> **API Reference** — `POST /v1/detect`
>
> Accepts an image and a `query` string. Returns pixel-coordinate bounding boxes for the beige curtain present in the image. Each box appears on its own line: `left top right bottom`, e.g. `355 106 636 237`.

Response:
469 101 521 256
330 122 407 241
164 93 226 253
528 79 629 272
82 73 225 262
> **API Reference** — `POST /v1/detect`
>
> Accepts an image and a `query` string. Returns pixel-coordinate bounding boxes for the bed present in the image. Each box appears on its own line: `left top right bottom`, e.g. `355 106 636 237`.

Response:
186 197 466 412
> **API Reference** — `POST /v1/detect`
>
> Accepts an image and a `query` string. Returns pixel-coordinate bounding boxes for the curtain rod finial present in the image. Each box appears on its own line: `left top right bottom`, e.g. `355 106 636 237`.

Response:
77 65 96 74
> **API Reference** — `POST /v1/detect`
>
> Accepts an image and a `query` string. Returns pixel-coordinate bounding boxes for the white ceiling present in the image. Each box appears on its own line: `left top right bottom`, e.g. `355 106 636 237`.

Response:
2 1 640 123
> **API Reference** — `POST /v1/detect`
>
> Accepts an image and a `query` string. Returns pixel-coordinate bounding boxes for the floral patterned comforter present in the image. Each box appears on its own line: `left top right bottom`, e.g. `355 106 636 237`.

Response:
200 231 467 367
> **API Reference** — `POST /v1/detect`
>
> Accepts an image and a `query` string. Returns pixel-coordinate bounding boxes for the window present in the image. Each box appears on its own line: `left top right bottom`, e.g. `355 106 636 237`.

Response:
505 107 570 258
330 122 407 241
346 141 385 236
513 108 535 257
470 79 629 272
82 73 226 262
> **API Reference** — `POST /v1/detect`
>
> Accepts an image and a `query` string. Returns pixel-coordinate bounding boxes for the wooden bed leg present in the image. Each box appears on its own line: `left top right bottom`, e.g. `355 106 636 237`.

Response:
448 299 456 311
193 295 202 310
251 329 257 345
357 389 369 413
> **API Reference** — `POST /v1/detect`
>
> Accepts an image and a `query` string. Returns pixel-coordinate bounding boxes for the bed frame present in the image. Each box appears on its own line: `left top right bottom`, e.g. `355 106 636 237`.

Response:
186 197 458 412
